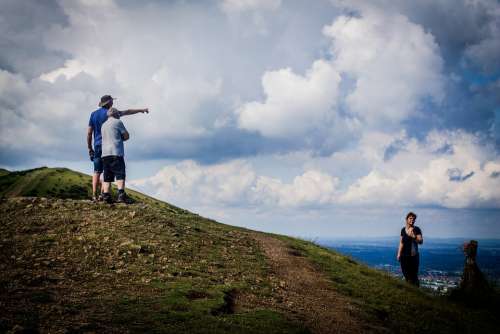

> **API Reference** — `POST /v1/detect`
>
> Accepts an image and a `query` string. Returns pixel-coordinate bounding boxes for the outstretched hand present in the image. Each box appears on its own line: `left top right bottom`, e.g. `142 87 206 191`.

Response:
142 108 149 114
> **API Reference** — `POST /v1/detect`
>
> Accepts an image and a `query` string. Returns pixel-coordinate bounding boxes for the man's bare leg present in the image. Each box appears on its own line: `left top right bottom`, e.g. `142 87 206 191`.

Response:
92 172 101 198
116 179 125 191
102 181 111 193
102 181 113 203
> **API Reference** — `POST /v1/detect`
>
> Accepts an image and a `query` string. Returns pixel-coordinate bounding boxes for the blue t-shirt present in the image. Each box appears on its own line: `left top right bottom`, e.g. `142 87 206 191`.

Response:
88 108 109 147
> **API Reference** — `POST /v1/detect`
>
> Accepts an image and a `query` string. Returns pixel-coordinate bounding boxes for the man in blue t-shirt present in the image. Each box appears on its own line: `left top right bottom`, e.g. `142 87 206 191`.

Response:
87 95 148 201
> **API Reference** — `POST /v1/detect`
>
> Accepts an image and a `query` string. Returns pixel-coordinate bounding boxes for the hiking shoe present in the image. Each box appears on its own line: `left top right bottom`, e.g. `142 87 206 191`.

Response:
116 192 133 204
102 192 113 204
92 194 104 202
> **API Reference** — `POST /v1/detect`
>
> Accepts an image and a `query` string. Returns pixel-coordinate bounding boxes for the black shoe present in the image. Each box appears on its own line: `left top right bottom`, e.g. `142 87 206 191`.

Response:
102 192 113 204
116 192 133 204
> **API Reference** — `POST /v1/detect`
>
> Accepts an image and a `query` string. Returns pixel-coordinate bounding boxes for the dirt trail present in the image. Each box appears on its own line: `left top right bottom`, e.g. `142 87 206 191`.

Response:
251 233 377 334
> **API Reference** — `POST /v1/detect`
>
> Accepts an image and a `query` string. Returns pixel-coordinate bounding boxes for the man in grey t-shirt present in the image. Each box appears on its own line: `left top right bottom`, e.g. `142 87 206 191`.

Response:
101 108 133 203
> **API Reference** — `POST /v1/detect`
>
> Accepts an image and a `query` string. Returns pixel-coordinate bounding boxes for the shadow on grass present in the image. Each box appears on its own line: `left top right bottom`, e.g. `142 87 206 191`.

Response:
110 281 310 334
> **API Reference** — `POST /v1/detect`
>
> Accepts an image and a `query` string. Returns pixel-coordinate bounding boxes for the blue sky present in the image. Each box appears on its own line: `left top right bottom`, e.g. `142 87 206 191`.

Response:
1 0 499 238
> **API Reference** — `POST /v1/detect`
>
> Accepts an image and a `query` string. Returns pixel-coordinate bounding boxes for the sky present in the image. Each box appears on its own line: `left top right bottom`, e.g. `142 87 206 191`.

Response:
1 0 499 238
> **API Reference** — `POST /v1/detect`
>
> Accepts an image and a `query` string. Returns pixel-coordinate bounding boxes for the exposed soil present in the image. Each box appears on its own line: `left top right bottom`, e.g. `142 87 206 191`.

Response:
248 233 382 334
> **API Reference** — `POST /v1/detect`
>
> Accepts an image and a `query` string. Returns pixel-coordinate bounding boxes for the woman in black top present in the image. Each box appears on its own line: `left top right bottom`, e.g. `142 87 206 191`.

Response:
397 212 423 286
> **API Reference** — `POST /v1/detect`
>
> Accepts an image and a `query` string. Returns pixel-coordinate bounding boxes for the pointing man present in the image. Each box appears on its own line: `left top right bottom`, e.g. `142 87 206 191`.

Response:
87 95 148 201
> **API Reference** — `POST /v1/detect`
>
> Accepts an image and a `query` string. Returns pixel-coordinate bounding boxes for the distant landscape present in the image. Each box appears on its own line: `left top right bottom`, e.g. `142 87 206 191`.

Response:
320 238 500 293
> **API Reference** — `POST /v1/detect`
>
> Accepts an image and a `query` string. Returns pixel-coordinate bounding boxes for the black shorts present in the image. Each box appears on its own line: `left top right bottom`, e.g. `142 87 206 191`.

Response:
102 156 126 182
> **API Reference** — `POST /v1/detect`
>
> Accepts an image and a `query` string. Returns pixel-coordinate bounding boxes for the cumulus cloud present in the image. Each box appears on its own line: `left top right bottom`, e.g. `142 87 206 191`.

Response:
237 60 341 138
130 160 339 209
130 129 500 211
220 0 281 13
236 3 445 152
324 6 444 128
340 130 500 209
336 0 500 73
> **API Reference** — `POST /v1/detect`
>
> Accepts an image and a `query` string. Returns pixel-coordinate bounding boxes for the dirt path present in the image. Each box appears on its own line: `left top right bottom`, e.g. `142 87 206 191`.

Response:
250 233 377 334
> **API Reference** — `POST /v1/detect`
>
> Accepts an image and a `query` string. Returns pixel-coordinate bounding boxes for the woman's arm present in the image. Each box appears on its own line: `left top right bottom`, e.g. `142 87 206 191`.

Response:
408 227 423 244
397 236 403 261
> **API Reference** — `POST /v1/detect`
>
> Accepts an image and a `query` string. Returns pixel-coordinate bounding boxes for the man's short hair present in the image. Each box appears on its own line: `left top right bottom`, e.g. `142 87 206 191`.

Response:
107 108 121 119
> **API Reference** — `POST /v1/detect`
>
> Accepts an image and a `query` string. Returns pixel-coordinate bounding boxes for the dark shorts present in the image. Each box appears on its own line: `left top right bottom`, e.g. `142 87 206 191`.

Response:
102 156 126 182
93 145 103 173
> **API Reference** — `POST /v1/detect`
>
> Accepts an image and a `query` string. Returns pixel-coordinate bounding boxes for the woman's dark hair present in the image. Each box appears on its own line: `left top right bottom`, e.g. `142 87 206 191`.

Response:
406 212 417 220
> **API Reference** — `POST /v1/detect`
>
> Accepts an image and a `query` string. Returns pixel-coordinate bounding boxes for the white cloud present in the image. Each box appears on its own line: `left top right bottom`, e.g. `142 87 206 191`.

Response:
131 129 500 211
324 6 444 127
132 160 256 206
40 59 92 83
236 3 445 149
220 0 281 14
253 170 339 207
129 160 339 209
237 60 341 138
340 130 500 208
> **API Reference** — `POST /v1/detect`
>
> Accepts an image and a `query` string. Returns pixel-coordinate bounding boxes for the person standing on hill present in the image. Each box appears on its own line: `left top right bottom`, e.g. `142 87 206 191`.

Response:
87 95 148 201
100 108 135 203
397 212 423 286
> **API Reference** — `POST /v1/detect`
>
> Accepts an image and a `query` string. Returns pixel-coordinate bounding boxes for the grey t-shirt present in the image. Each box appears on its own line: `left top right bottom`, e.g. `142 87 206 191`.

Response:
101 117 127 157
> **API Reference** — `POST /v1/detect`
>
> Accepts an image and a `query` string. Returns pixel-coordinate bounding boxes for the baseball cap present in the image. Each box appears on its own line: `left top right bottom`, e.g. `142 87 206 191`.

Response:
98 95 116 107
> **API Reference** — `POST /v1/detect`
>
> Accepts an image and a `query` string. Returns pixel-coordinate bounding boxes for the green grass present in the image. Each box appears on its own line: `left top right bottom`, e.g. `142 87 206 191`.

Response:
111 280 309 334
281 237 498 334
0 168 10 177
0 167 186 212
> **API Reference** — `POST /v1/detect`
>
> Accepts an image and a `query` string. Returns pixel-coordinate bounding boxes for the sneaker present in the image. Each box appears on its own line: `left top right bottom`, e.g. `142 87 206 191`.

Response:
102 192 113 204
116 192 133 204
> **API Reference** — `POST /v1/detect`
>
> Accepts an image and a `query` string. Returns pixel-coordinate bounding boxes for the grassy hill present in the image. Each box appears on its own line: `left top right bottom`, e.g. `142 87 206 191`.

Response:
0 167 183 211
0 168 497 333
